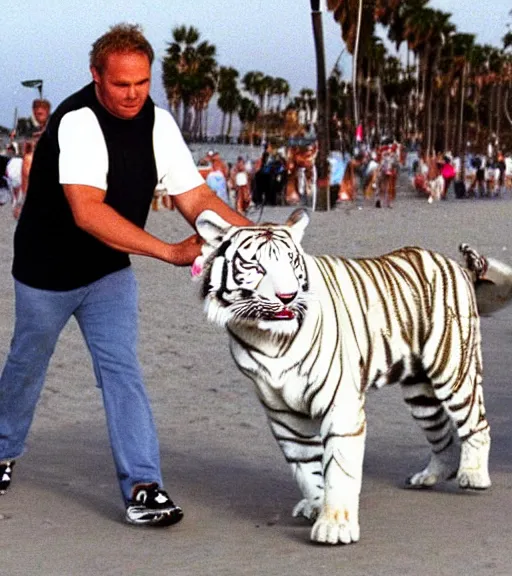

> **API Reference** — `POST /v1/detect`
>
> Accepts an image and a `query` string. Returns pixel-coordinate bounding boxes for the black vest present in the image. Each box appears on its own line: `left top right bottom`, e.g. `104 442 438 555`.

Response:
13 83 157 290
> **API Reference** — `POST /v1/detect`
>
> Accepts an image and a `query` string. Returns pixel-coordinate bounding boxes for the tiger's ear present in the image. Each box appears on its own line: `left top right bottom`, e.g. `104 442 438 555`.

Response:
285 208 310 243
196 210 233 248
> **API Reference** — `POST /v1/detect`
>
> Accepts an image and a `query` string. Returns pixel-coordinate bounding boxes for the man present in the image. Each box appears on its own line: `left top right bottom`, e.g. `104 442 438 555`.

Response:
5 145 23 211
14 99 52 218
200 150 228 179
205 154 230 205
26 99 52 139
0 24 250 527
0 144 17 205
230 156 251 214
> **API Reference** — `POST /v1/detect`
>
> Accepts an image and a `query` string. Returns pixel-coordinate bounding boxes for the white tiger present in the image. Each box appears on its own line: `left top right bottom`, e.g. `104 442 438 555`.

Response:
194 208 512 545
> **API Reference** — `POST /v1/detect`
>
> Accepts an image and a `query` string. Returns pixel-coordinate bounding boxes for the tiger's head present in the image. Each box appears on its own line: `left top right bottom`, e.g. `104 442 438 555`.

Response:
195 208 310 336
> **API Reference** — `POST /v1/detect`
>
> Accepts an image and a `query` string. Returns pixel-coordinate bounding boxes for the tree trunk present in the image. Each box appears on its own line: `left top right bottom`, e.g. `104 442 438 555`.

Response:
432 91 440 153
310 2 331 211
364 75 371 141
496 83 502 146
444 89 451 152
457 62 467 158
503 85 512 128
488 84 495 139
226 112 233 140
220 113 226 140
376 77 382 143
421 48 431 154
352 0 363 129
413 54 420 137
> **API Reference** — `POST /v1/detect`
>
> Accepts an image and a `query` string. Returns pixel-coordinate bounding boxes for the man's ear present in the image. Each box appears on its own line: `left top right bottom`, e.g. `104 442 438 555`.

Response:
91 66 100 84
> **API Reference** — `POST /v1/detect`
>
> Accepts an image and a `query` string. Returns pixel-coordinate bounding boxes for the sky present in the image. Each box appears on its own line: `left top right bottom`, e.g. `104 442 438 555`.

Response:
2 0 511 134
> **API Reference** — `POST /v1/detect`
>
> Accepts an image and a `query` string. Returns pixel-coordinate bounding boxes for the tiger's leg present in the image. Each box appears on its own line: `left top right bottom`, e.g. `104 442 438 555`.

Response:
441 318 491 490
401 380 460 488
408 323 491 490
267 414 324 522
309 399 367 544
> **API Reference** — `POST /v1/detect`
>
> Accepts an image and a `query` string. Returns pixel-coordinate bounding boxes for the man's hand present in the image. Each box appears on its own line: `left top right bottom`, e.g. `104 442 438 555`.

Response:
167 233 204 266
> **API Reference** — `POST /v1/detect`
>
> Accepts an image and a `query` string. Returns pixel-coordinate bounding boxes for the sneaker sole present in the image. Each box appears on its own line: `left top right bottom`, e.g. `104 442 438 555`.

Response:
125 507 184 527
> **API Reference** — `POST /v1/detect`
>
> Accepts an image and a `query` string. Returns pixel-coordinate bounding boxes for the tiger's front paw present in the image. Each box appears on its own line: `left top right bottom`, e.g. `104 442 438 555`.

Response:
310 507 360 545
292 498 321 523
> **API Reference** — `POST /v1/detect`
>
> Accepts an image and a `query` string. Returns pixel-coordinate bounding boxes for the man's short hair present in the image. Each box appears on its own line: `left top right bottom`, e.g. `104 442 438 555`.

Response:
89 23 154 73
32 99 51 111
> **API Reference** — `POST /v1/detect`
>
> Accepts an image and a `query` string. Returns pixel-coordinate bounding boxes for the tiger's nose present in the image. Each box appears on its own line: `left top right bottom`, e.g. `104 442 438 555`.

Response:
276 292 297 305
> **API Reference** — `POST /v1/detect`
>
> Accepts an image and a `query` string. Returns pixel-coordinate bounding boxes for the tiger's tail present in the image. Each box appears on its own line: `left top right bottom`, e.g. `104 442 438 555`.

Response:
460 243 512 314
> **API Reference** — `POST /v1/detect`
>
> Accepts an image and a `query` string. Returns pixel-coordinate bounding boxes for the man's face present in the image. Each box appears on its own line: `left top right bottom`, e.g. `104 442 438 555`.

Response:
33 105 49 126
91 51 151 120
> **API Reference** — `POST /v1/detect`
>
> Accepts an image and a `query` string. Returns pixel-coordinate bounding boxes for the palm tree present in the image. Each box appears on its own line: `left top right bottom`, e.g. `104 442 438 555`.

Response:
241 71 261 103
327 0 402 135
442 33 474 154
189 42 217 140
272 78 290 112
193 73 216 141
360 35 387 142
298 88 316 125
217 66 240 141
468 43 498 149
502 22 512 130
238 97 260 145
328 65 352 148
400 3 436 139
424 11 455 154
161 26 217 138
380 55 402 137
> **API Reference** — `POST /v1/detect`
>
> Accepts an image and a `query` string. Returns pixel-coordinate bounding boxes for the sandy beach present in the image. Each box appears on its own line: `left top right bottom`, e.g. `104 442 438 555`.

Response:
1 179 512 576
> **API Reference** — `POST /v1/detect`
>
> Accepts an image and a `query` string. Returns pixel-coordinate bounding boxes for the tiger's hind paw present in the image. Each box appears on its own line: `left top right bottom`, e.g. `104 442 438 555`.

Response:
405 450 459 488
405 469 447 488
292 498 321 523
459 243 488 278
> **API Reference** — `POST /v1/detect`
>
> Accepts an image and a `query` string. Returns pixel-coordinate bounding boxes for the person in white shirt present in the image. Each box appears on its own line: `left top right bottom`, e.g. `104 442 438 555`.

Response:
0 23 250 528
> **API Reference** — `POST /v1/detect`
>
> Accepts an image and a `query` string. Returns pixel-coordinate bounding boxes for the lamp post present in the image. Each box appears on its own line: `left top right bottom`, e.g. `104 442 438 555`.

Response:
21 79 44 99
310 0 331 211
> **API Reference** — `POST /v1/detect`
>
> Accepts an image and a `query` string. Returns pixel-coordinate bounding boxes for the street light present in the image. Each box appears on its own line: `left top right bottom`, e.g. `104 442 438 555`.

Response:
21 79 43 99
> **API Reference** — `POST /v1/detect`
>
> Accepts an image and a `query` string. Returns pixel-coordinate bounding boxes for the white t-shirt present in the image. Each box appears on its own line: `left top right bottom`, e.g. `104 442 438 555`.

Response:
6 157 22 189
58 106 203 195
235 171 248 186
505 157 512 176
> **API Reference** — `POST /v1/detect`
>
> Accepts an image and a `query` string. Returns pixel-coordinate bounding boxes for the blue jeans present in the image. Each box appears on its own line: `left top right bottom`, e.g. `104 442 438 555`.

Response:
0 267 162 503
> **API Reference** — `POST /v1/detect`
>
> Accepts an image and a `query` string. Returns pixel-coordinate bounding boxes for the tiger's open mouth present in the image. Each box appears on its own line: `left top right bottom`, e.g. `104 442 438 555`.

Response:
273 308 295 320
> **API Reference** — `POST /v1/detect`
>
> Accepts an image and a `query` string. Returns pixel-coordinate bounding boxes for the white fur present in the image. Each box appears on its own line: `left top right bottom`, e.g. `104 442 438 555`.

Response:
195 210 494 545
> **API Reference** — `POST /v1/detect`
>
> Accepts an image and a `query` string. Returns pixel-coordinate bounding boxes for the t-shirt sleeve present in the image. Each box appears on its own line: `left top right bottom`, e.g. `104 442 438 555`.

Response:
58 108 108 190
153 108 204 196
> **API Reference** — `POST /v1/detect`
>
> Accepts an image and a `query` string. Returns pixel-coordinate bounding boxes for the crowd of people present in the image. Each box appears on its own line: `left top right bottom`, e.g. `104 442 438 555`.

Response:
411 150 512 202
153 143 290 215
325 142 512 208
327 140 402 208
5 124 512 223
